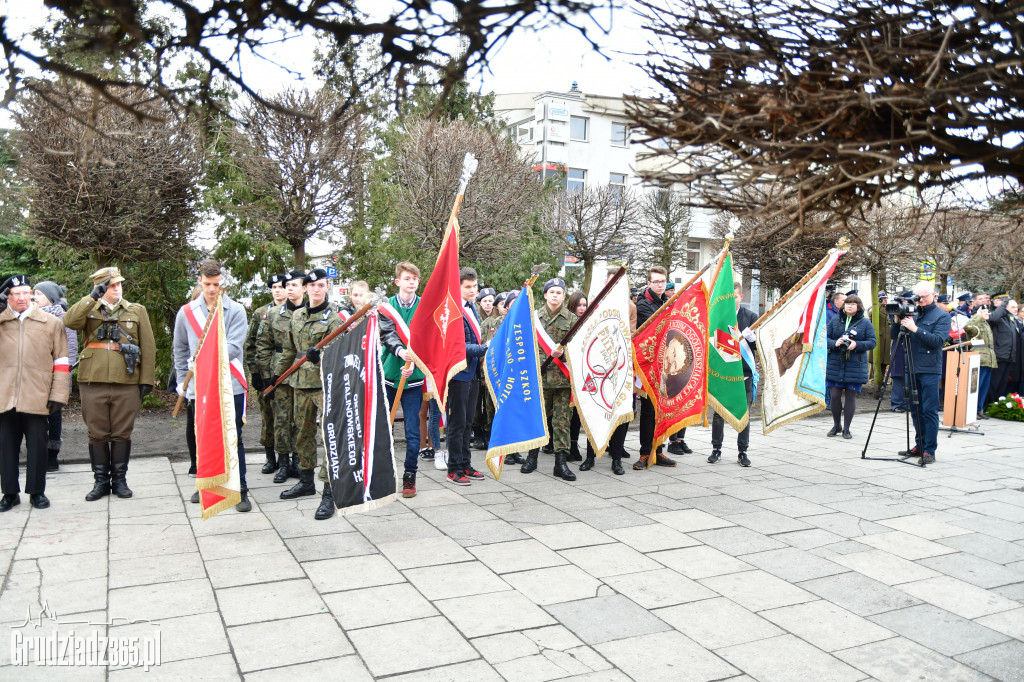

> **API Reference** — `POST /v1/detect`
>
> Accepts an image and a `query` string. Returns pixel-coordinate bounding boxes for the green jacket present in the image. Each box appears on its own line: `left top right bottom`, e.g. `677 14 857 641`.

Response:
267 301 302 379
964 313 997 368
64 295 156 386
537 302 576 388
245 302 273 378
281 300 343 389
481 312 504 344
380 294 425 387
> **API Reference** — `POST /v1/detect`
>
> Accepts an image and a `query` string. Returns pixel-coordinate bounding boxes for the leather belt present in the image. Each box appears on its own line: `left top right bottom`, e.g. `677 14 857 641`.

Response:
86 342 121 351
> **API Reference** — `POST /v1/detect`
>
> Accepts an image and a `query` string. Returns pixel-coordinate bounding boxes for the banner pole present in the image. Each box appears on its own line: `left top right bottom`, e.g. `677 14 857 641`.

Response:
632 259 717 339
540 266 625 371
263 301 373 396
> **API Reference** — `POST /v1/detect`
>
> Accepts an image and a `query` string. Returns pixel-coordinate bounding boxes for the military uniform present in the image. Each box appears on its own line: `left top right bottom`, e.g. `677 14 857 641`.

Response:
262 299 302 482
479 311 503 443
64 267 155 501
246 300 278 473
522 291 577 480
278 299 342 495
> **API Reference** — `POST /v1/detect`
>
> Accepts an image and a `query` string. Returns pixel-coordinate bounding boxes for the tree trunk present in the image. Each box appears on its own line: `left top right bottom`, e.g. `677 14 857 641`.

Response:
582 256 594 296
293 240 306 269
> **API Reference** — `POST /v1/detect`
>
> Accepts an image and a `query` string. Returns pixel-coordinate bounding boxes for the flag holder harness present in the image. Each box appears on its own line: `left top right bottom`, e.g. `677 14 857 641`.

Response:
859 323 929 468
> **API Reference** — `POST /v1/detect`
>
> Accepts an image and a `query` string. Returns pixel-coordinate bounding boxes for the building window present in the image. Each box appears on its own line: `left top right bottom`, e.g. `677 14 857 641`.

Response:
686 241 701 271
609 172 627 187
611 122 628 147
516 121 533 143
570 116 589 141
567 168 585 193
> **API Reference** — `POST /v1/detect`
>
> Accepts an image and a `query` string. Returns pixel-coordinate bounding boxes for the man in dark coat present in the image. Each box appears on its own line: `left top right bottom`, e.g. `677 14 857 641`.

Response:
633 266 677 467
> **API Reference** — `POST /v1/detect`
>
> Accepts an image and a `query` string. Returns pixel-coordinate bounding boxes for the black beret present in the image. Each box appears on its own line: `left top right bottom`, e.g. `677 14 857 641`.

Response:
304 268 329 284
284 270 306 283
268 273 287 287
4 274 30 289
494 291 509 306
845 290 858 296
957 293 972 302
477 287 496 301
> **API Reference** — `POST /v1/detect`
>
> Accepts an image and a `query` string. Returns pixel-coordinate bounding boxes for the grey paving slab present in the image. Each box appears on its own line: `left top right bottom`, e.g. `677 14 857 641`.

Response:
559 542 662 578
503 565 604 605
918 551 1024 589
646 508 735 532
775 527 848 550
216 578 328 626
800 572 924 616
377 535 475 569
468 539 570 574
602 568 717 609
108 577 217 621
802 512 890 538
323 582 438 630
858 530 960 560
436 590 557 638
603 523 700 553
441 518 532 546
544 594 670 645
524 522 616 550
975 606 1024 641
303 553 405 593
204 549 306 588
939 532 1024 564
649 545 753 579
566 505 656 530
898 575 1021 619
869 603 1010 656
726 509 814 534
739 546 849 582
654 596 785 649
877 514 975 540
283 530 377 561
688 526 787 555
242 655 374 682
955 640 1024 682
700 569 818 612
108 653 239 681
595 631 739 682
760 599 894 652
109 551 206 588
717 634 868 682
835 637 993 682
109 612 230 665
404 560 510 600
950 515 1024 542
227 612 353 673
831 548 941 585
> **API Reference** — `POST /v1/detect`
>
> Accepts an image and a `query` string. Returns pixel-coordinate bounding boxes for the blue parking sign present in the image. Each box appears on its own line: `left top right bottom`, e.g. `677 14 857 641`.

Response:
327 267 337 278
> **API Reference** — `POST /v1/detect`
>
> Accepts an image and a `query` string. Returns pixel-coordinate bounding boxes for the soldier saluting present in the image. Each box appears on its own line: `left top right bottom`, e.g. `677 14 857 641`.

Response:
64 267 156 501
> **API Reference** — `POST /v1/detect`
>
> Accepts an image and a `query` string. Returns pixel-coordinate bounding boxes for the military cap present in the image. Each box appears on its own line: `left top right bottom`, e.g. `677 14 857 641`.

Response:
494 291 509 306
304 267 329 284
543 278 566 295
283 270 305 283
666 282 676 290
3 274 31 290
268 273 287 287
846 289 858 297
957 293 972 302
878 291 888 299
88 266 125 286
505 291 518 306
936 294 950 303
477 287 496 302
992 291 1008 300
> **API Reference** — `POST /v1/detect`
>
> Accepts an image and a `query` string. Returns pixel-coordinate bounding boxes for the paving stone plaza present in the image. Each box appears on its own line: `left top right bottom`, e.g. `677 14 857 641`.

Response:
1 410 1022 681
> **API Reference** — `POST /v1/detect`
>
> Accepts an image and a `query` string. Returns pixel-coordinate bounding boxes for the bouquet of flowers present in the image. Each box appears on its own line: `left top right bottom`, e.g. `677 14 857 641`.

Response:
985 393 1024 421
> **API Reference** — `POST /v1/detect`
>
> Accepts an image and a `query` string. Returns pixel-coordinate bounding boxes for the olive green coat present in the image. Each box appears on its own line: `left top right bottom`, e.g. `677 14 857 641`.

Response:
964 313 997 368
280 302 343 389
245 302 274 379
64 296 156 386
537 302 576 389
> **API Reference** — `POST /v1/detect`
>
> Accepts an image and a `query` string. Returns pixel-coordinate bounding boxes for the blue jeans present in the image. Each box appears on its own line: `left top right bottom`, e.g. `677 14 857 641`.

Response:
428 399 442 450
233 393 247 490
387 385 422 474
977 366 992 414
890 375 906 409
909 373 940 454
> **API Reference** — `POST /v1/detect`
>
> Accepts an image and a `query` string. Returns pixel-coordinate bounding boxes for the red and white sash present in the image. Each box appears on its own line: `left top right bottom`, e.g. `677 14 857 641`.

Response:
378 300 412 347
534 312 570 379
465 302 482 344
183 299 248 391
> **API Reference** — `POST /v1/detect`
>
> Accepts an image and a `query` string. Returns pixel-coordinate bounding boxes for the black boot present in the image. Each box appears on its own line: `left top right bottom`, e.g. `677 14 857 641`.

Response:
280 469 316 499
553 450 577 481
273 452 292 483
314 483 335 519
504 453 524 465
85 443 111 501
567 441 583 462
521 449 539 474
579 455 595 471
236 488 252 512
611 456 624 475
261 446 278 474
110 441 133 498
289 453 301 478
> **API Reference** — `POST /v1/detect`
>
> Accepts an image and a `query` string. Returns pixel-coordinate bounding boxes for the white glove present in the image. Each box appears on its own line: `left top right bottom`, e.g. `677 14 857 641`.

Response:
176 384 186 398
742 328 756 343
187 358 196 372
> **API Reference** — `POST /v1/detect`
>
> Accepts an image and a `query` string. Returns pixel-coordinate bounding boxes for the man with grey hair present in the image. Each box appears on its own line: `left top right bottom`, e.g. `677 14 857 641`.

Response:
890 280 950 464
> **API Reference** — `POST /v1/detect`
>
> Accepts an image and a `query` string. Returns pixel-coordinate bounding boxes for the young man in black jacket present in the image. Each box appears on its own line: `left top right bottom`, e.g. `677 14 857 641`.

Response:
707 281 758 467
633 266 677 469
891 281 951 464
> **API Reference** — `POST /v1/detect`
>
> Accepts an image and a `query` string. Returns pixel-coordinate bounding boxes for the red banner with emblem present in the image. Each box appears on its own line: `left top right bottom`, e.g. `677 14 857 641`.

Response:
407 219 467 413
633 280 710 452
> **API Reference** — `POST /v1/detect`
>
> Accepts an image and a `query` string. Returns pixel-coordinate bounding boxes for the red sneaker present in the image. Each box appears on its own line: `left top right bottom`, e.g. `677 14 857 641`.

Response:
463 467 485 481
446 471 470 486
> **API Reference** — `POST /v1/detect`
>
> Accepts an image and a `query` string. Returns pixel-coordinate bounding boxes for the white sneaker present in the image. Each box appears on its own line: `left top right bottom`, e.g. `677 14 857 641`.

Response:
434 449 448 470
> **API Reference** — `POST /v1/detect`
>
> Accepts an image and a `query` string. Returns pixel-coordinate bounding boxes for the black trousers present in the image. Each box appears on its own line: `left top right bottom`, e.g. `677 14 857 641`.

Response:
569 412 595 457
446 378 478 472
638 396 663 457
711 376 754 453
608 422 628 459
988 359 1014 406
0 410 48 495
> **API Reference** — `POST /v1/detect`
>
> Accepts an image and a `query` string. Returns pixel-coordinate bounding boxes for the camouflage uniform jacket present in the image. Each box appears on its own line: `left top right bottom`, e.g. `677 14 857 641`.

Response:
537 303 576 388
481 312 504 344
245 302 273 379
280 300 343 389
64 295 156 386
262 300 301 380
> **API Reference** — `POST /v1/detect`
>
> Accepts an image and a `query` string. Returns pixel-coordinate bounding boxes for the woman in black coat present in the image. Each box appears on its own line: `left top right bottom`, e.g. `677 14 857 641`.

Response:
826 295 877 439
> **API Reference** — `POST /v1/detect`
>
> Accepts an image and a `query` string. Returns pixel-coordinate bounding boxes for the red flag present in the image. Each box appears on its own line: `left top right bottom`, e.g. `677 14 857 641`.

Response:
194 296 241 519
633 280 710 463
408 219 467 412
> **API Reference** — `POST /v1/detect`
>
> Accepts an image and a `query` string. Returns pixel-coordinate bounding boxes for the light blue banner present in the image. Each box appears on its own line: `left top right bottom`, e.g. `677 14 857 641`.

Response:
796 297 828 403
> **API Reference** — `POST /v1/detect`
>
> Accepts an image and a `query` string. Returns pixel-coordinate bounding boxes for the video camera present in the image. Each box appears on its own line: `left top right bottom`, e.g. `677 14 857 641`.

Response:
885 293 920 321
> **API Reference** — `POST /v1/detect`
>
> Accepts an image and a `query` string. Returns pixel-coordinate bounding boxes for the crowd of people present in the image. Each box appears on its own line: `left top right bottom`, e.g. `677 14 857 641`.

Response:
3 258 1017 514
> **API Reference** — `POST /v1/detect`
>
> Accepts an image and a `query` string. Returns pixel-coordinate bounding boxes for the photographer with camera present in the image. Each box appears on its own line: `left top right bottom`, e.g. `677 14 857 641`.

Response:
889 281 951 464
826 294 876 439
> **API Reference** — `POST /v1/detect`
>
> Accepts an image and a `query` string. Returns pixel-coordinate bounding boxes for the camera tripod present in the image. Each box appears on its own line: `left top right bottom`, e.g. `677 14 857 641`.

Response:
938 338 984 438
861 326 928 468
